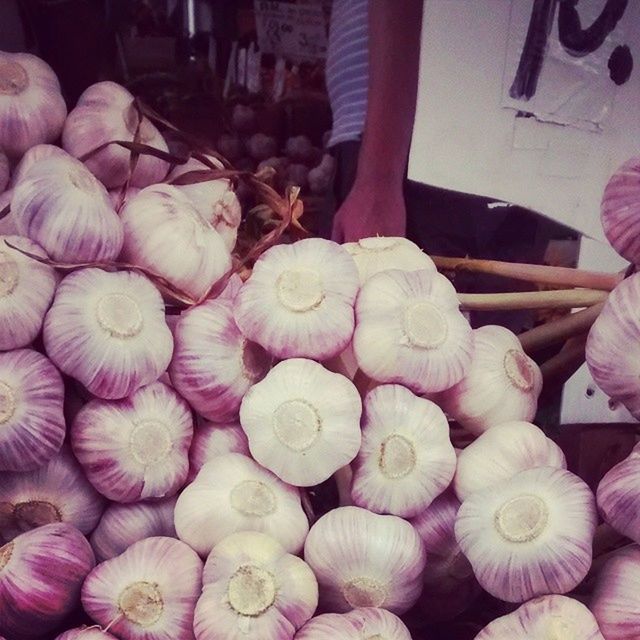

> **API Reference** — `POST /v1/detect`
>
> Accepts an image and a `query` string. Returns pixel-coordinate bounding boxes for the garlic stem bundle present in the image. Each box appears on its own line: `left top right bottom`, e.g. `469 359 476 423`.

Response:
455 467 597 603
233 238 360 360
43 268 174 399
240 358 362 486
0 523 95 639
90 497 177 562
8 143 68 188
175 453 308 557
55 628 118 640
194 531 318 640
63 81 169 188
438 325 542 434
453 421 566 501
353 268 473 394
304 506 426 614
0 446 105 542
0 348 65 472
72 382 193 502
351 384 456 517
82 536 202 640
170 298 272 423
296 608 412 640
0 150 7 192
120 184 231 300
0 51 67 158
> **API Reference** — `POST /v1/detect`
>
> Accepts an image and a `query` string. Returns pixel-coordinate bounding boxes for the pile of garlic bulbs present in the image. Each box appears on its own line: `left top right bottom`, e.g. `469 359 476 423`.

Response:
0 51 639 640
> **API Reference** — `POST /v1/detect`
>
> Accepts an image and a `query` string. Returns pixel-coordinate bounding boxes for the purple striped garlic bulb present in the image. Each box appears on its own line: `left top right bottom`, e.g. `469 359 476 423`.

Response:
475 595 605 640
11 154 124 263
353 268 473 393
82 537 202 640
454 421 566 501
295 608 412 640
0 523 95 639
455 467 597 603
8 143 67 188
169 298 272 423
0 235 57 350
351 384 456 517
233 238 360 360
194 531 318 640
0 348 65 472
175 453 309 557
56 628 118 640
0 51 67 158
120 184 231 300
0 150 7 192
43 268 173 399
304 506 426 614
438 325 542 434
71 382 193 502
63 81 169 188
239 358 362 487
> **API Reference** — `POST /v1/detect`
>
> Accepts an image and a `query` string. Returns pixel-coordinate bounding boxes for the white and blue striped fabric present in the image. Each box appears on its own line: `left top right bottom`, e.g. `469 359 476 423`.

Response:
326 0 369 147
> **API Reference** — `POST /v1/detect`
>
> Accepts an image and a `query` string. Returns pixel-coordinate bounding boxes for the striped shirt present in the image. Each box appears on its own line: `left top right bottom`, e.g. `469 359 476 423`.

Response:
326 0 369 147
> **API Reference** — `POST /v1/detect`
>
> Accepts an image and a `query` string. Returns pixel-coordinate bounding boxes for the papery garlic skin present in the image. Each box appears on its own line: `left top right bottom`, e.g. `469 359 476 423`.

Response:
12 155 124 263
438 325 542 434
120 184 231 300
43 268 173 399
72 382 193 502
0 523 95 639
354 268 473 394
0 151 7 192
0 191 17 236
304 506 426 614
475 595 605 640
90 497 177 562
0 234 57 350
175 453 309 557
240 358 362 486
0 51 67 158
351 384 456 517
234 238 360 360
63 81 169 188
108 185 140 210
295 608 412 640
56 627 118 640
9 143 68 188
0 446 105 542
82 536 202 640
591 545 640 640
455 466 597 603
454 421 566 501
0 348 65 472
170 298 272 423
194 531 318 640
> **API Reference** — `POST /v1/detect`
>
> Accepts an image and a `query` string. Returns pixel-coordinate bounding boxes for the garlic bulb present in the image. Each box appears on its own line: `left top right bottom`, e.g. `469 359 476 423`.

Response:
0 51 67 158
240 358 362 486
194 531 318 640
72 382 193 502
285 135 314 161
175 453 308 557
9 143 67 188
82 536 202 640
107 185 140 209
591 545 640 640
187 421 250 482
247 133 278 161
438 325 542 434
295 608 412 640
12 155 124 263
170 298 272 423
0 523 95 639
120 184 231 300
43 268 173 399
0 234 57 350
0 191 16 236
90 497 177 562
0 348 65 472
0 446 105 542
353 268 473 393
454 421 566 501
63 81 169 188
597 442 640 544
231 105 256 133
586 273 640 418
308 154 336 195
304 506 426 614
0 151 7 192
233 238 360 360
475 595 605 640
56 628 118 640
218 272 244 302
351 384 456 517
343 236 436 285
455 466 597 603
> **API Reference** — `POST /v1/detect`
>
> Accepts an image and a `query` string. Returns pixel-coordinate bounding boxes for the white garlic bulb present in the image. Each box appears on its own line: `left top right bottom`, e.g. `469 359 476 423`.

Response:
296 609 412 640
8 143 67 188
0 150 8 192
